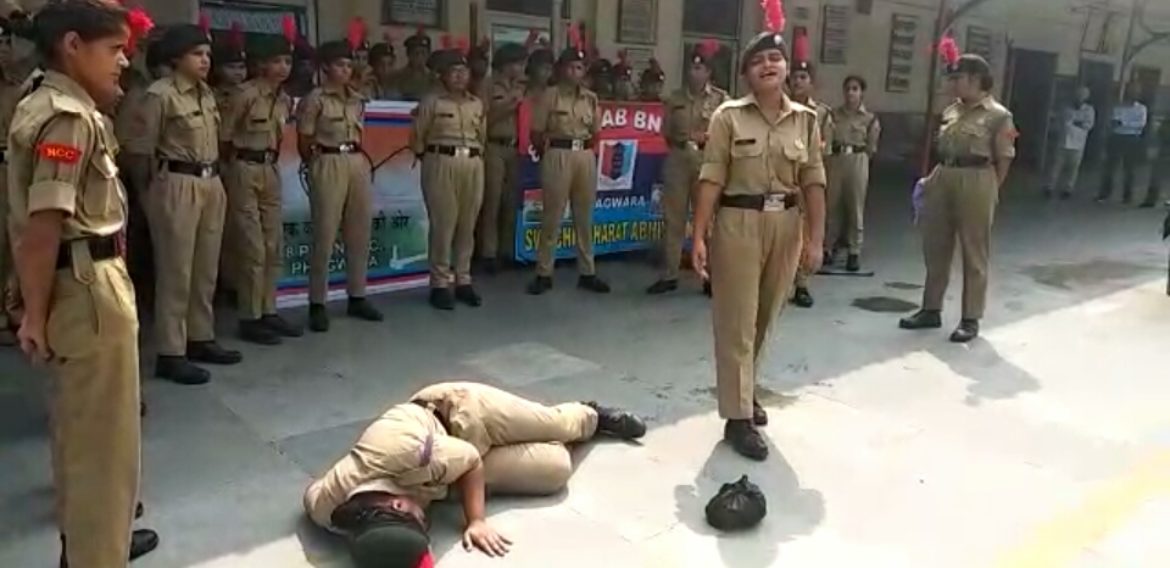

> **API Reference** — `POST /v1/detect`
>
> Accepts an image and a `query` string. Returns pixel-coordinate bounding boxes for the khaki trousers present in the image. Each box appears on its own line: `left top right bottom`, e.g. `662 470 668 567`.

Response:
308 154 372 304
479 142 519 261
659 148 701 280
0 167 12 329
218 161 238 294
825 153 870 255
227 161 283 319
411 382 599 495
48 256 140 568
421 154 484 288
537 148 597 277
711 207 803 420
920 167 999 319
147 172 226 356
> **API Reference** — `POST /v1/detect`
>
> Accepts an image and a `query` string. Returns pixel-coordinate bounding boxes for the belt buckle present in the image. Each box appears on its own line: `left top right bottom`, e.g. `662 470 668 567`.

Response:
843 146 855 155
686 141 700 151
763 194 788 212
454 146 471 158
571 140 584 151
339 143 354 153
200 165 213 178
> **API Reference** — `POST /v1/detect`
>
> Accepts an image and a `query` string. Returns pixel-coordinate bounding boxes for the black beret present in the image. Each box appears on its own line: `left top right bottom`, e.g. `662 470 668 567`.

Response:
792 60 814 75
430 49 468 75
949 53 991 76
527 48 554 68
589 59 612 76
557 47 586 65
161 24 211 63
369 43 394 62
739 31 787 73
317 40 353 65
492 43 527 69
405 33 431 51
145 34 169 71
249 35 292 62
348 519 430 568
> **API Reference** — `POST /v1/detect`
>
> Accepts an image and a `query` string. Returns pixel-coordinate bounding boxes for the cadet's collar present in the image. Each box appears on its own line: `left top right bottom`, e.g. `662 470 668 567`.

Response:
556 82 582 96
841 103 868 115
322 82 351 96
686 83 711 100
173 73 205 94
743 92 793 120
43 71 97 110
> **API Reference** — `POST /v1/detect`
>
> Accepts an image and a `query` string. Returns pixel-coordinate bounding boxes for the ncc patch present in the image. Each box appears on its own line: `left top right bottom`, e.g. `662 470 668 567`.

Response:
38 143 82 164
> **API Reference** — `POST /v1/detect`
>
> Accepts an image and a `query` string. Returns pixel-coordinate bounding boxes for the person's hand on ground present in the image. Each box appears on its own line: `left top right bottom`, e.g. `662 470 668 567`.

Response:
463 519 511 557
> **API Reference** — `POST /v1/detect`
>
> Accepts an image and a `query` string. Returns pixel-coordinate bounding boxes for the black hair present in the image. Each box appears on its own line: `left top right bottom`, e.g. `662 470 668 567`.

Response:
32 0 129 63
954 54 993 92
843 75 867 91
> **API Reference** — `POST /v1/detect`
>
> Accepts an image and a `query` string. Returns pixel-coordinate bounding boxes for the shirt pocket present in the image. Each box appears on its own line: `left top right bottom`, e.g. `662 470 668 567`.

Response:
959 122 991 156
81 151 119 218
782 137 809 164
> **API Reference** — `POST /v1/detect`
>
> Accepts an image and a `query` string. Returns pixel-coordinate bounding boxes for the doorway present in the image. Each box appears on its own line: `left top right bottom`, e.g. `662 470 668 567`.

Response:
1007 49 1058 170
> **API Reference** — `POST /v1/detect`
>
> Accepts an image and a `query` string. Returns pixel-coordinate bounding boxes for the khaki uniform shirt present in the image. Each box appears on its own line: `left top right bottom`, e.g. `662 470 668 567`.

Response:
295 84 365 147
700 95 827 196
662 84 729 147
8 71 124 240
830 105 881 155
531 84 600 141
360 74 400 101
303 402 483 531
113 83 148 148
937 95 1017 162
127 75 220 163
408 90 486 154
486 75 526 141
214 84 242 125
393 66 437 102
221 79 292 151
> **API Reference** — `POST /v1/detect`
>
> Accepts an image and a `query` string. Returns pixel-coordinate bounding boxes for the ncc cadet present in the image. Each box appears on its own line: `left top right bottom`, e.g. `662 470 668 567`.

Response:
638 58 665 102
348 18 372 97
468 38 491 101
526 31 610 296
395 28 436 102
825 75 880 272
647 40 728 295
900 51 1015 343
365 41 400 100
786 37 832 308
211 25 247 305
691 4 827 461
9 1 161 563
0 12 26 345
477 43 528 272
611 51 634 101
287 37 317 98
221 32 301 344
410 43 487 311
296 40 383 332
128 23 241 385
525 45 554 99
303 381 645 565
587 57 614 100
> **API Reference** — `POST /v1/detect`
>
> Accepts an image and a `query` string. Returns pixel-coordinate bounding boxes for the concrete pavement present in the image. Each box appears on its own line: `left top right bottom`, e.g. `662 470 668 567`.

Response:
1 173 1168 567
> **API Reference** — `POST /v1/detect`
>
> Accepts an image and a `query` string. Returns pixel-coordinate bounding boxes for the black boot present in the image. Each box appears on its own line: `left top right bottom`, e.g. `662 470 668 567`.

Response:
262 314 303 338
527 276 553 295
586 402 647 440
187 341 243 365
899 309 942 330
950 319 980 343
155 356 210 385
455 285 482 307
702 280 712 297
578 275 611 294
723 420 768 461
60 529 159 567
752 399 768 426
478 257 500 275
347 297 384 321
239 319 281 346
308 303 329 333
792 287 814 308
429 288 455 311
846 254 861 273
646 279 678 295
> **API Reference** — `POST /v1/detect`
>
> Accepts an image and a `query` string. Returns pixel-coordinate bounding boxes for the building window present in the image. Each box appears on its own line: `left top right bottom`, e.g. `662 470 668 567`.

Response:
486 0 571 18
383 0 444 27
683 0 739 37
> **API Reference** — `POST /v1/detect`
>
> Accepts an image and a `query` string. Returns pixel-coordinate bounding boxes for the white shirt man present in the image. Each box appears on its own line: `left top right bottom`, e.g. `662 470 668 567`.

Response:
1045 87 1096 198
1097 91 1149 203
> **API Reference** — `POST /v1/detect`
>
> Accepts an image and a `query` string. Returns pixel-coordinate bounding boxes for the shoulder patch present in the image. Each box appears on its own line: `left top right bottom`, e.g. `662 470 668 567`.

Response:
38 142 83 164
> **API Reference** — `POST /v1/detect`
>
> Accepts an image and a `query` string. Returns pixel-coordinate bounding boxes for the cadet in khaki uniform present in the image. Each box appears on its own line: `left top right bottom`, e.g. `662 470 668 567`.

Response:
296 40 383 332
8 2 159 564
304 382 645 564
526 40 611 295
477 43 528 271
128 24 242 385
787 47 833 309
394 29 436 102
525 47 554 100
363 42 400 100
825 75 880 272
691 25 827 461
211 27 247 301
900 53 1015 343
221 35 302 344
410 45 486 311
647 40 728 295
0 19 24 345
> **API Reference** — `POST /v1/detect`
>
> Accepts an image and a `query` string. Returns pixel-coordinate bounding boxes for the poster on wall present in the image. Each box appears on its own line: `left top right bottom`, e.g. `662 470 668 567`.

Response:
966 26 994 63
821 4 850 65
886 13 918 93
512 100 668 262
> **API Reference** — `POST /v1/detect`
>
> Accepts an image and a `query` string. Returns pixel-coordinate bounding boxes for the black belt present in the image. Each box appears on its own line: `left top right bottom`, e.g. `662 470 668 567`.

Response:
488 137 517 148
56 235 121 270
235 148 279 164
831 144 868 155
426 144 482 158
939 156 992 168
547 138 594 150
671 140 706 151
719 193 798 211
166 160 219 178
318 143 362 154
